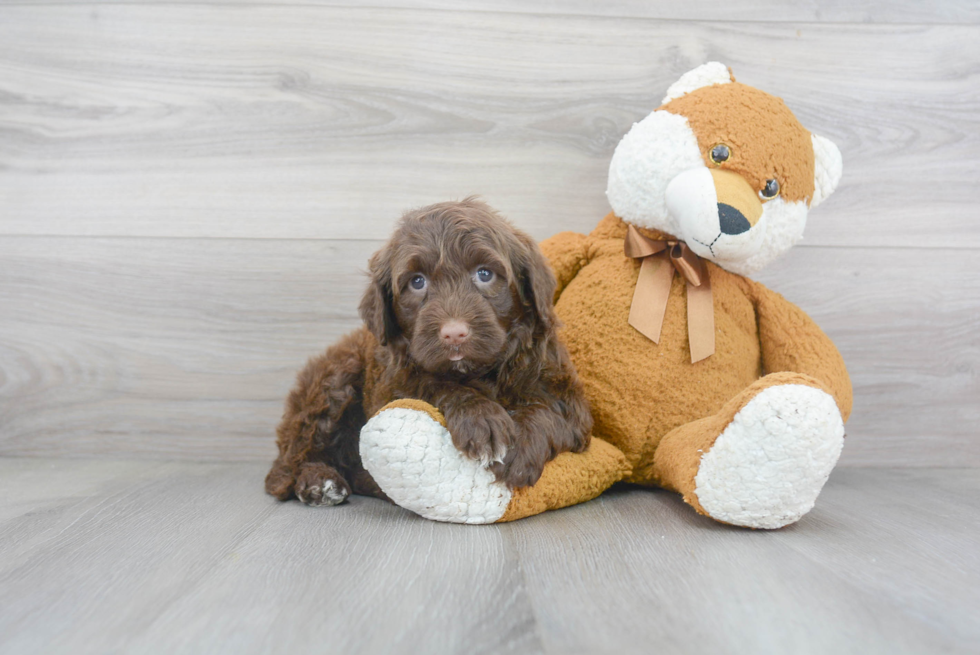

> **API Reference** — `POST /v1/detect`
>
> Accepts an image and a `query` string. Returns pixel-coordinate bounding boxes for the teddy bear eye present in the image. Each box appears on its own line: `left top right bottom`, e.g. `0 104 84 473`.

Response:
760 179 780 199
710 144 730 164
409 274 426 290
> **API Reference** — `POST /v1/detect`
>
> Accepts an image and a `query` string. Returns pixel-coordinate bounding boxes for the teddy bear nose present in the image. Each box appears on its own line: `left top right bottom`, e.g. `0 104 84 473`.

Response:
718 203 752 235
440 320 470 345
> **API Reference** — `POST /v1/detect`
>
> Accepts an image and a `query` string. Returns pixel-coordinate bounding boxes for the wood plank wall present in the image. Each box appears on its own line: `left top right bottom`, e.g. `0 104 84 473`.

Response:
1 2 978 466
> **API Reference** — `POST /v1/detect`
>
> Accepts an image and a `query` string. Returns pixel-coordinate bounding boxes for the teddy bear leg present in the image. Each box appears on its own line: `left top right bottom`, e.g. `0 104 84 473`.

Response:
647 372 845 529
359 400 630 524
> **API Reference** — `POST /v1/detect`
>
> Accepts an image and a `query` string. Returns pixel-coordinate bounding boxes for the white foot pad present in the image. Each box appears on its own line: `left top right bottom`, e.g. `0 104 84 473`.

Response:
694 384 845 529
359 408 512 524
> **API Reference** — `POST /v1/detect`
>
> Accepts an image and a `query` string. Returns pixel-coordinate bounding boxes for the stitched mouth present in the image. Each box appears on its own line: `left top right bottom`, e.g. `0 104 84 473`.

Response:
692 233 721 257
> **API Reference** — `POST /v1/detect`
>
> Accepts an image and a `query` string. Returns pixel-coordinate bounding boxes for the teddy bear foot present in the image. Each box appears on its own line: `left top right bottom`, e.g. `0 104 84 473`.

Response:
693 384 845 529
359 402 512 524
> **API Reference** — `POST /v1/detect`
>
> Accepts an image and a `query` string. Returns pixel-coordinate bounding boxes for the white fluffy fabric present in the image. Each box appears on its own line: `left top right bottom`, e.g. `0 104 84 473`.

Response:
608 65 843 278
693 384 845 529
665 167 767 266
661 61 732 105
607 107 809 277
811 133 843 208
723 197 808 277
359 407 511 524
606 110 702 235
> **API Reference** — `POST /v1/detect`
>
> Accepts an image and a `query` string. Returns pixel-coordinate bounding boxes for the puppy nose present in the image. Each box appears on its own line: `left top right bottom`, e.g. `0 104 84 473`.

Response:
440 320 470 345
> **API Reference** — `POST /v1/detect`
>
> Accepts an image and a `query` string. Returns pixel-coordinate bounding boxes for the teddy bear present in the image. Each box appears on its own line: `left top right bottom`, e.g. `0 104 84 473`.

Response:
358 62 851 529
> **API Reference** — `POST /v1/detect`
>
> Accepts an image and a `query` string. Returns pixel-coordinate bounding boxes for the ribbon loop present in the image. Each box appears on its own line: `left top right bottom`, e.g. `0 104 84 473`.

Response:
624 225 715 363
624 226 667 259
669 242 704 287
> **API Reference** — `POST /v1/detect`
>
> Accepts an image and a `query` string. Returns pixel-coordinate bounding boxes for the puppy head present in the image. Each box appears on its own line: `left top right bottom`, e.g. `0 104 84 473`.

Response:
359 198 557 375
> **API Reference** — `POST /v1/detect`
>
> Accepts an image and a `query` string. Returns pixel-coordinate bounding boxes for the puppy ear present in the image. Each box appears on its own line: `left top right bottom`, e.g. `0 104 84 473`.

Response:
358 246 400 346
515 233 559 333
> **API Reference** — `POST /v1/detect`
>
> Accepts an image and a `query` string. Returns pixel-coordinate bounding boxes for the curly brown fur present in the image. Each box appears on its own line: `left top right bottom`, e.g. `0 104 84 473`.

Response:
265 198 593 505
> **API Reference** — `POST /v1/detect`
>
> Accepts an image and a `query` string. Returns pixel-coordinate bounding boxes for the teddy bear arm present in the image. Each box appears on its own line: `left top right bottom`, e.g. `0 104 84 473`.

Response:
752 283 853 421
539 231 591 300
360 400 631 524
497 436 631 522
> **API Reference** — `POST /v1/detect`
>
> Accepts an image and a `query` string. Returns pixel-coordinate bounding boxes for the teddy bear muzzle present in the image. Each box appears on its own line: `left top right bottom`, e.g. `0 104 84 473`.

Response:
665 166 767 264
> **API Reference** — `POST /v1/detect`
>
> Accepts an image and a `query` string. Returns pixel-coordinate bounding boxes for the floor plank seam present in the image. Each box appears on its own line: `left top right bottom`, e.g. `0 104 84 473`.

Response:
120 499 282 646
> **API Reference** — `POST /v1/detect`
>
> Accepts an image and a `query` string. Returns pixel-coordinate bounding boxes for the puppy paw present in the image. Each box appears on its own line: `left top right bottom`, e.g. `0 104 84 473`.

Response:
490 450 545 490
294 463 351 507
446 402 514 466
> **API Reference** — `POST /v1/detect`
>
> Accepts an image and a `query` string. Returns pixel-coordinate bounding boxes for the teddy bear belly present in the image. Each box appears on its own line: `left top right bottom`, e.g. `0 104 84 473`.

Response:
555 256 762 472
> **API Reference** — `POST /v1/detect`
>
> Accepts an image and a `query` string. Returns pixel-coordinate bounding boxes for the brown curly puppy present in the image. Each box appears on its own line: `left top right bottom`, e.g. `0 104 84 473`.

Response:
265 199 593 506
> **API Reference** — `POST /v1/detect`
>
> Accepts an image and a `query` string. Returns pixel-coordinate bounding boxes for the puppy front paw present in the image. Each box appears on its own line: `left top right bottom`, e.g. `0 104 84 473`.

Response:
294 463 351 506
490 449 545 490
446 402 515 466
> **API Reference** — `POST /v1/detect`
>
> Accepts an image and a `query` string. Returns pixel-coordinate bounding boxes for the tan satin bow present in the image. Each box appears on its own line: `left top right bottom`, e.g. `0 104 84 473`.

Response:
624 224 715 363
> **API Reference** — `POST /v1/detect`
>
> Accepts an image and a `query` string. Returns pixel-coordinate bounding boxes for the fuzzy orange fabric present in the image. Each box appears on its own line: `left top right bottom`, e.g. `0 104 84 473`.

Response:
498 437 631 522
645 371 835 515
661 82 816 204
524 213 853 518
378 398 448 427
369 212 851 524
368 398 630 524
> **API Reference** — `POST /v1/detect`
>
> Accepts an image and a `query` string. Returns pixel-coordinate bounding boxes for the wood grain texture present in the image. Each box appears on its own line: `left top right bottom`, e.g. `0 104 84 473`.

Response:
0 3 977 469
8 1 980 24
510 467 980 655
1 6 978 247
754 247 980 467
1 236 977 466
0 459 977 655
0 236 380 461
0 4 975 653
0 458 539 655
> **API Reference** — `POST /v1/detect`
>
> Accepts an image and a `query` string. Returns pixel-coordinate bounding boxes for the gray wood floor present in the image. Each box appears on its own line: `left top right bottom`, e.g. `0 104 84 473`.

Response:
0 458 977 655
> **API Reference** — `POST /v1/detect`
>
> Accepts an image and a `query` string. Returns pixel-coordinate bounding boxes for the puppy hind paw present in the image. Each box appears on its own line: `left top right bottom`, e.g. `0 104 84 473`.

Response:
294 464 351 507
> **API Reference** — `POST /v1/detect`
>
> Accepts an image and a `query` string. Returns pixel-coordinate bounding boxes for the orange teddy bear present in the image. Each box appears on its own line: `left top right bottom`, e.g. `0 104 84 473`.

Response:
359 63 850 529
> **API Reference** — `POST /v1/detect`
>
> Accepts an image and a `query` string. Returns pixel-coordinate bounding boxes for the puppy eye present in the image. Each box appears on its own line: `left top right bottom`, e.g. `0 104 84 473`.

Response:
475 268 494 283
409 274 426 290
760 179 780 199
710 144 730 165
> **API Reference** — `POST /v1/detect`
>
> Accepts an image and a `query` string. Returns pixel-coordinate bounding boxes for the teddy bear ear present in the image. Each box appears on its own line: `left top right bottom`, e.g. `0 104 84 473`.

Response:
661 62 735 105
810 133 843 208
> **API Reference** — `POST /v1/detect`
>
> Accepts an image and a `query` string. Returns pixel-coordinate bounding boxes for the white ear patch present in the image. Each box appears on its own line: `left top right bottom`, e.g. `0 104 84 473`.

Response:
606 110 704 233
661 62 734 105
810 134 843 208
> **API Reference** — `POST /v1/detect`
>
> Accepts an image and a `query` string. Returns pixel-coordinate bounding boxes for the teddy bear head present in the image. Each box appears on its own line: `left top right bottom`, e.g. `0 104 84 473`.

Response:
606 62 842 276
